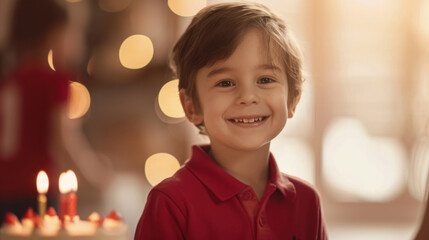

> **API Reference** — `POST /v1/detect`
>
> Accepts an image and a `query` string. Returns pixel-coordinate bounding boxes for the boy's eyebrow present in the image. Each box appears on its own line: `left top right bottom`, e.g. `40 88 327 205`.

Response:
257 64 282 72
207 67 233 78
207 64 282 78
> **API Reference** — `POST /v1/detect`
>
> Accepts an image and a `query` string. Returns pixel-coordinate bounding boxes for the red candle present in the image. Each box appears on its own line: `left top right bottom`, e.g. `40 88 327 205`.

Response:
68 192 77 218
60 194 67 220
67 170 78 219
58 172 69 221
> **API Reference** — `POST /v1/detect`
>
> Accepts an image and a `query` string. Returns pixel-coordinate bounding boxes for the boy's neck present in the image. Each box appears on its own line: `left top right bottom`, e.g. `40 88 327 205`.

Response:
208 142 271 200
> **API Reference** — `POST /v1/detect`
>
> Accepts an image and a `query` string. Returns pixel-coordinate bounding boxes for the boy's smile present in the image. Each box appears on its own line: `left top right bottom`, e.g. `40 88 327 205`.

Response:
182 29 293 152
227 115 268 126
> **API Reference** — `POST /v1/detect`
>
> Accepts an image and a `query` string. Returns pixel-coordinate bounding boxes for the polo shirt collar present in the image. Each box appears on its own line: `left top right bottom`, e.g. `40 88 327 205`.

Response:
268 150 296 201
185 145 296 202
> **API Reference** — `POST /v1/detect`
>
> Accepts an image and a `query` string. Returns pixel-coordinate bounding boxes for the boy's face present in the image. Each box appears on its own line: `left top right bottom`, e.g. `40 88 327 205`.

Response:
181 29 294 152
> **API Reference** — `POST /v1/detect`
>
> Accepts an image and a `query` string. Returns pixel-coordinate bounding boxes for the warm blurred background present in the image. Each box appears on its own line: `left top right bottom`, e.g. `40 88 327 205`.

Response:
0 0 428 239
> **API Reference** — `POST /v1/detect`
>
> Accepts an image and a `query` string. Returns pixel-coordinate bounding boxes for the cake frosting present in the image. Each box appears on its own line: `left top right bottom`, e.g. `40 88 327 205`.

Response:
2 212 28 237
21 208 35 233
87 212 102 227
102 211 128 235
37 207 61 236
0 209 129 240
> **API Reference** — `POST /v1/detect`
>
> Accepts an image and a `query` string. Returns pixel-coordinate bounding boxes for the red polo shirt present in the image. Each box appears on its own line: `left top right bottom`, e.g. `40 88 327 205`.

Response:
135 145 328 240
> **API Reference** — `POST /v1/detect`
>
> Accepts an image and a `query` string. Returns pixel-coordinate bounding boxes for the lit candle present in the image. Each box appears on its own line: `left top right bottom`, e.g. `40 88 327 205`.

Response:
67 170 78 219
59 172 70 221
36 171 49 220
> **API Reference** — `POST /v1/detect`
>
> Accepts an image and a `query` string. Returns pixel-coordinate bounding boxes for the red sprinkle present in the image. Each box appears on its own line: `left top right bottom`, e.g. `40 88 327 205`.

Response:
107 211 122 221
88 212 103 225
47 207 58 217
23 208 34 219
4 212 18 225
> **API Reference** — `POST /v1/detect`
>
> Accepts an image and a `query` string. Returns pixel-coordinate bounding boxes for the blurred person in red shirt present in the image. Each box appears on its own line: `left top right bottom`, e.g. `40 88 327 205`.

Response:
0 0 112 222
0 0 70 222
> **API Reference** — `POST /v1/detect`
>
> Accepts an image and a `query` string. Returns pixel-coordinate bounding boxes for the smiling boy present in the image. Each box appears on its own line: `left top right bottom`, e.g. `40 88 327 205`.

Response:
135 2 327 240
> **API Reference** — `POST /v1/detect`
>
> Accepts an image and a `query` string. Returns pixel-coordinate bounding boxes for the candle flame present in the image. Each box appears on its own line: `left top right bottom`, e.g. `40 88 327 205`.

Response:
59 172 71 194
36 171 49 194
67 170 78 192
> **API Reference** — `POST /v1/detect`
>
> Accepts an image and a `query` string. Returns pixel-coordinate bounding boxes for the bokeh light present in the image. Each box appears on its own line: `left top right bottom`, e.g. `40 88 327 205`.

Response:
48 49 55 71
158 79 185 119
155 96 186 125
99 0 132 12
168 0 206 17
67 81 91 119
145 153 180 186
119 34 153 70
322 117 407 202
271 138 315 185
87 55 95 76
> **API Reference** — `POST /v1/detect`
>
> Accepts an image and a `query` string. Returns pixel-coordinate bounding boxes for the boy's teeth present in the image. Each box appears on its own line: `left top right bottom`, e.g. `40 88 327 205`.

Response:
232 117 264 123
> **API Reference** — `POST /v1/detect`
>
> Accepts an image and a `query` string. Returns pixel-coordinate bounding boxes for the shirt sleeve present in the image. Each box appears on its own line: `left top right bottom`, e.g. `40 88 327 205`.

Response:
135 189 186 240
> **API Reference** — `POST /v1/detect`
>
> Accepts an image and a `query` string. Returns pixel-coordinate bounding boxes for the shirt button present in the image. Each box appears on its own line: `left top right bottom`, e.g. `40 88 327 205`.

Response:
242 191 253 200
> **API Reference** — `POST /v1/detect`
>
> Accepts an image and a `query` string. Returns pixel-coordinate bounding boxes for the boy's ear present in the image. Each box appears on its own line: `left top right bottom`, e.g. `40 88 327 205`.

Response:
179 89 204 125
288 106 296 118
287 95 301 118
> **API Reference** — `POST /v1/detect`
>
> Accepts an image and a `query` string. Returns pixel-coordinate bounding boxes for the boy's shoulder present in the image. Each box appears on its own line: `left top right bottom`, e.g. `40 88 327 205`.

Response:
279 172 322 203
285 173 317 191
149 165 199 199
151 165 188 188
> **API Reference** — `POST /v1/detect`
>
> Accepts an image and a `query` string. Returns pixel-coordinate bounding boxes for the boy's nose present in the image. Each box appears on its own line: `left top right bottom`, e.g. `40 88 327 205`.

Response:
236 85 259 105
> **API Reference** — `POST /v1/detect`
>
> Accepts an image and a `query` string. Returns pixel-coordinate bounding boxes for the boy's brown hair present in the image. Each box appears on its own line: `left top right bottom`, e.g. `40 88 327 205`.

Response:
171 2 304 115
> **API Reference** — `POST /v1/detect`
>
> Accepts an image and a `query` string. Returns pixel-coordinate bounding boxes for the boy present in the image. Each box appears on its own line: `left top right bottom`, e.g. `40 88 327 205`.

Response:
135 2 328 239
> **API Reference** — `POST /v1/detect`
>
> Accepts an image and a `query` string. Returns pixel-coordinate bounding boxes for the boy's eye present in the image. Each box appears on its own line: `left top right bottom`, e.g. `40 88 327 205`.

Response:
215 80 235 87
257 77 275 84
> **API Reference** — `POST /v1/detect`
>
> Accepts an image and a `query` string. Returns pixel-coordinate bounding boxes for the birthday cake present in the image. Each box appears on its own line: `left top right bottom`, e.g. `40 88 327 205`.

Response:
0 208 130 240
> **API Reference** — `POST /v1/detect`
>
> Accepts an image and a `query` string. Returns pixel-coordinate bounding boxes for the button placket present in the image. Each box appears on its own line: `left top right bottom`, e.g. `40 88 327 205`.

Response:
258 216 266 227
242 190 253 200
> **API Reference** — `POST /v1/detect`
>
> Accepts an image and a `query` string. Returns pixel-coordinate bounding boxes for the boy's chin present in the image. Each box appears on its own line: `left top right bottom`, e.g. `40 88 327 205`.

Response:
227 141 272 152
